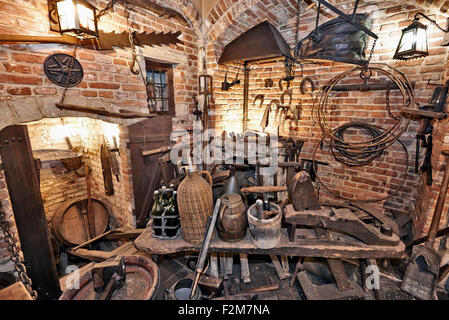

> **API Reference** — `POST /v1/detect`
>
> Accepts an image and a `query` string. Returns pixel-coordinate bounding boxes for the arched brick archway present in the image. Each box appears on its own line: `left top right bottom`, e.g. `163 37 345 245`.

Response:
203 0 449 240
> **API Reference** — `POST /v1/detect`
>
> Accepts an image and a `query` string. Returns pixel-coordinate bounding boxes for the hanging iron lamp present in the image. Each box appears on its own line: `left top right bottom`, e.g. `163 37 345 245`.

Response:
394 13 449 60
48 0 99 38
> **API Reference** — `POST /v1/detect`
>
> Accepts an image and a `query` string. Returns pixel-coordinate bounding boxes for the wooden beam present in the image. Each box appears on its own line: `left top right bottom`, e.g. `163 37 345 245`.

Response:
126 0 189 26
0 282 33 300
134 227 406 259
56 103 157 119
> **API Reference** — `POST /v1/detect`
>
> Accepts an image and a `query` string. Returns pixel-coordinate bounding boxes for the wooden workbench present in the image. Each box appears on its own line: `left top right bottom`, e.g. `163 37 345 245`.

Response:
134 226 405 259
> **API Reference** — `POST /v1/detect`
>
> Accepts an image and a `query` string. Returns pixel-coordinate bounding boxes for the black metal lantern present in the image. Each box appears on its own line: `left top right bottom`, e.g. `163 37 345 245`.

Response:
393 18 428 60
48 0 99 38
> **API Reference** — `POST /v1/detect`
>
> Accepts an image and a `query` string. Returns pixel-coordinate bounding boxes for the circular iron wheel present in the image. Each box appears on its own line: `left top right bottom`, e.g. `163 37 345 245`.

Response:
43 53 84 88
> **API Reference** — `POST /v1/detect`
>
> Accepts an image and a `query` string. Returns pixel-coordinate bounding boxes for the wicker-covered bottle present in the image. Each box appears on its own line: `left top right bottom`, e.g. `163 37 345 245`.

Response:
177 166 213 244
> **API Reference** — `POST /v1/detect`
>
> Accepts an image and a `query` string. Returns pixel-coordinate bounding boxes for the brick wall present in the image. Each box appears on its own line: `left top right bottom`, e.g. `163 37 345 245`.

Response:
26 117 134 230
0 0 200 273
205 0 449 239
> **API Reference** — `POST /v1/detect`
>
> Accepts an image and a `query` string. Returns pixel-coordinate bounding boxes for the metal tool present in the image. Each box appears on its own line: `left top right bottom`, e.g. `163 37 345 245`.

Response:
300 77 315 94
190 199 222 299
192 95 203 122
402 149 449 300
221 69 240 91
414 80 449 181
92 256 126 300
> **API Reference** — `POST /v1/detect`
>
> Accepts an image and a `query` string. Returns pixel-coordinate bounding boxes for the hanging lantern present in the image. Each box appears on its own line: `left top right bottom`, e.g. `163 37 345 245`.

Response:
393 18 428 60
48 0 99 38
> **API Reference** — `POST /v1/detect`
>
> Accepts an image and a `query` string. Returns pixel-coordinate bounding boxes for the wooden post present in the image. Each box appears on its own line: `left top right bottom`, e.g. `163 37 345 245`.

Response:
0 125 61 299
242 62 250 132
239 253 251 283
209 252 219 278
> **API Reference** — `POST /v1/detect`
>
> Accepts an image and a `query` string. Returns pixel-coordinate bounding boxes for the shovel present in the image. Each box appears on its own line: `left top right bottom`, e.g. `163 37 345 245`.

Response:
401 149 449 299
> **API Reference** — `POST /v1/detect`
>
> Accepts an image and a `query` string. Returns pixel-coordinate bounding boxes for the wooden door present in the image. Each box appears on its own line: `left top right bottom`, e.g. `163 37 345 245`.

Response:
0 125 61 299
128 116 173 227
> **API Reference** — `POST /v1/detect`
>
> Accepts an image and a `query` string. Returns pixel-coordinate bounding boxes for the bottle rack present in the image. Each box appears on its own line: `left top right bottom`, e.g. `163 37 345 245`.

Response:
150 208 181 240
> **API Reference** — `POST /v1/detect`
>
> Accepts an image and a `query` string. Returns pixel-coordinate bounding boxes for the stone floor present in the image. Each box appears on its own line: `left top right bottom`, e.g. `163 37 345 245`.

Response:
157 253 449 300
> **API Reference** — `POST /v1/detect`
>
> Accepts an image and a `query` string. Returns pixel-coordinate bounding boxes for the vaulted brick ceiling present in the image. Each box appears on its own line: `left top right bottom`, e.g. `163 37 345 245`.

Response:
197 0 449 45
191 0 220 19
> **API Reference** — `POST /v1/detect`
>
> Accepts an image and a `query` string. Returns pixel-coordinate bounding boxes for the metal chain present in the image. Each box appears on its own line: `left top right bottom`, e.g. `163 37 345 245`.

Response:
367 38 377 65
0 202 37 299
59 42 79 104
386 83 399 120
125 3 156 112
360 38 377 81
284 0 302 80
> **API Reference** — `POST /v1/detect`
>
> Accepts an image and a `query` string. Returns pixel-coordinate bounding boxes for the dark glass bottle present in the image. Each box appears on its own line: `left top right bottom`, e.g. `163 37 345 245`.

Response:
151 190 163 236
160 186 169 208
165 191 179 237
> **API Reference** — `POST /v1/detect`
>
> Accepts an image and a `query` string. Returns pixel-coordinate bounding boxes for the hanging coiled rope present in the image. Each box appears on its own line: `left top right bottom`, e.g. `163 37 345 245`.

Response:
311 63 415 202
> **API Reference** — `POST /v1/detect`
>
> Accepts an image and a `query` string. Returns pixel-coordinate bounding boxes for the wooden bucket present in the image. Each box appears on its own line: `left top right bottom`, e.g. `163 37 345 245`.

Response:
247 202 282 249
59 255 164 300
52 197 110 246
166 277 201 300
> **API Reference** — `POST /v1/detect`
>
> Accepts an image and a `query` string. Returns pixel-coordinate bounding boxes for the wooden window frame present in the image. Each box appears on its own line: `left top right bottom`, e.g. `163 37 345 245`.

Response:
145 60 175 116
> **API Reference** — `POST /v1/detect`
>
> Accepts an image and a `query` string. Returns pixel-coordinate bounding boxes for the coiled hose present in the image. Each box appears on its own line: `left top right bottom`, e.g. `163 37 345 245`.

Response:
311 63 414 202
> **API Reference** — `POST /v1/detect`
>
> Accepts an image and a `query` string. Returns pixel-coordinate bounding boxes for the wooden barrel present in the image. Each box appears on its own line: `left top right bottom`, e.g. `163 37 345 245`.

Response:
53 197 110 246
217 194 248 242
59 255 164 300
247 202 282 249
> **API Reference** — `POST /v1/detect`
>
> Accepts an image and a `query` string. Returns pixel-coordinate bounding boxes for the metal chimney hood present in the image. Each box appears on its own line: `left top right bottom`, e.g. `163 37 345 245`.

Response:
218 20 294 64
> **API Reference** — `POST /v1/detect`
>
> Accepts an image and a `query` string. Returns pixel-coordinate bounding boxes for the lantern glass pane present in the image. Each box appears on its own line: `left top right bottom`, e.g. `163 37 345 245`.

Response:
77 2 95 32
398 29 415 53
57 0 76 30
416 27 427 52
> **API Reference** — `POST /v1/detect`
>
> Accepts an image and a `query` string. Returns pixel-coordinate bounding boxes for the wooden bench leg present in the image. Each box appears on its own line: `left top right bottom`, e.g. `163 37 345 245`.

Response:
209 252 219 278
270 255 289 280
287 223 296 242
281 255 289 274
366 258 382 300
239 253 251 283
225 254 233 276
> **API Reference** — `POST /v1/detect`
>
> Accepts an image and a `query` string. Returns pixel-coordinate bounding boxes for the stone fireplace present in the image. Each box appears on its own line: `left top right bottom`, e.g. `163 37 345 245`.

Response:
27 116 134 234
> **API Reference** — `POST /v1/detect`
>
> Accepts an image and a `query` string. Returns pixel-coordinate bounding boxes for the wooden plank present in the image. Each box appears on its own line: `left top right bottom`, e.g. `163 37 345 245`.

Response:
128 117 173 227
134 227 405 259
314 227 352 292
0 282 33 300
0 125 60 299
401 108 447 119
67 248 115 262
100 144 114 195
71 230 115 251
59 242 138 291
270 255 289 280
241 186 287 193
104 229 144 240
55 103 157 119
323 81 416 92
